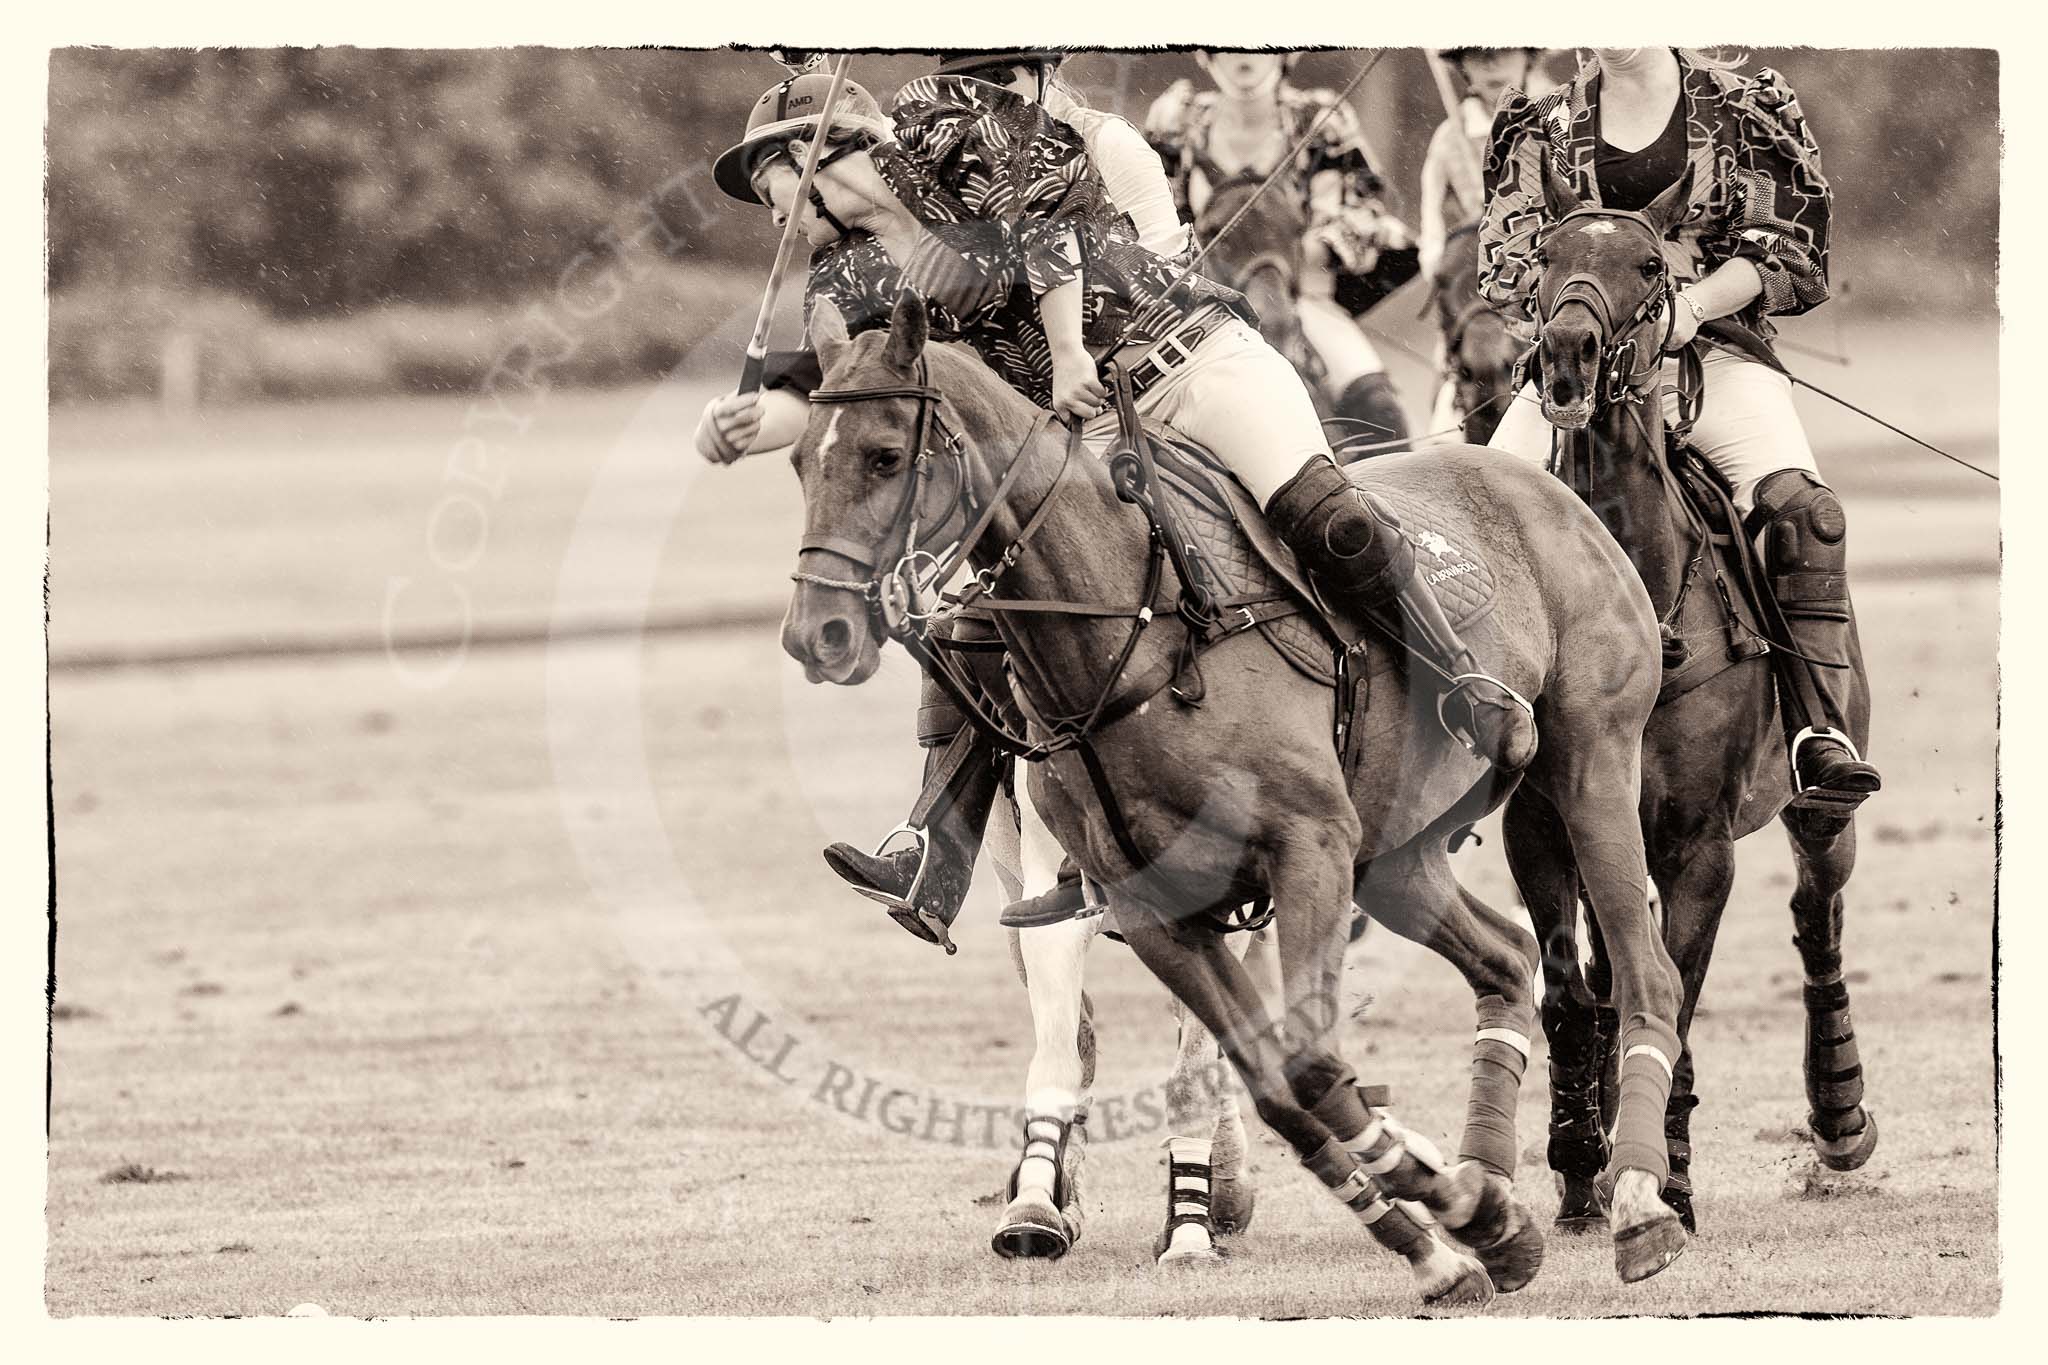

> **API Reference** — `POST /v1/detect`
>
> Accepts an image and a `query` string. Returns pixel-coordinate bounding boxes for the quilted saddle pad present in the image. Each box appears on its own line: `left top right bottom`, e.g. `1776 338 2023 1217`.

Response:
1142 422 1499 687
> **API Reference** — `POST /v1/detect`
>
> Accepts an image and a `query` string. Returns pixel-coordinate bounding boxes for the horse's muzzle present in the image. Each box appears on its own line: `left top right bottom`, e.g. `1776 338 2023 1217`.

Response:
781 587 880 686
1538 321 1601 431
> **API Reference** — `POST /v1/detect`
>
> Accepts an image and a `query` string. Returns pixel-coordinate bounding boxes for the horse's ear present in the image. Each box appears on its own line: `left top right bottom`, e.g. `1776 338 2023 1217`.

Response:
1644 163 1695 237
883 289 930 371
1539 153 1580 223
812 303 851 376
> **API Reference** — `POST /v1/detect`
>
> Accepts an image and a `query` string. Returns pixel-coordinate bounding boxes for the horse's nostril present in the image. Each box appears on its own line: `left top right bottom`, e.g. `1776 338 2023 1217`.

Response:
819 617 852 658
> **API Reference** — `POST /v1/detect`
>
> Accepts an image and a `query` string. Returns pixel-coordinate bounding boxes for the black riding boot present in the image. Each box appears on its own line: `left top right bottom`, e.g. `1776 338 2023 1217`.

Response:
1265 457 1536 770
1333 373 1411 457
823 675 1005 953
1749 471 1882 808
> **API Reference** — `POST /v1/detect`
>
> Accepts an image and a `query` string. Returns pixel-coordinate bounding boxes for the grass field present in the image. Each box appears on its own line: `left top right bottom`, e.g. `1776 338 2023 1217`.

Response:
46 316 2000 1317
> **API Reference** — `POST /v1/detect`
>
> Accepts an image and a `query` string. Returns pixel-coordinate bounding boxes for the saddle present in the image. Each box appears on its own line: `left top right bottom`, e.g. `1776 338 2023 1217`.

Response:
1654 439 1774 704
1136 418 1500 772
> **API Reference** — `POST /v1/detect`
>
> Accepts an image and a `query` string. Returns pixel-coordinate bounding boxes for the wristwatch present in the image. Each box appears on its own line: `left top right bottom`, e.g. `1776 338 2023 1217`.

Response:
1676 288 1707 325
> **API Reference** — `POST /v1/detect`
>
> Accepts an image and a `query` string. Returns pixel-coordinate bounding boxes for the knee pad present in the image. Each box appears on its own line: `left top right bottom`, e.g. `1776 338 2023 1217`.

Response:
1747 470 1849 620
1343 490 1416 580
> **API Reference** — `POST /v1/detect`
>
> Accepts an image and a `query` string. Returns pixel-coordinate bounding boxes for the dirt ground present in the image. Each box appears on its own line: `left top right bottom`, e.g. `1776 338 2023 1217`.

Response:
46 316 2000 1317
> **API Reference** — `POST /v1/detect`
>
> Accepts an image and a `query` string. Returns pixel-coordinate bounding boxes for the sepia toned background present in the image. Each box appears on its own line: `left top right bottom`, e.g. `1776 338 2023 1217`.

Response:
46 47 1999 1316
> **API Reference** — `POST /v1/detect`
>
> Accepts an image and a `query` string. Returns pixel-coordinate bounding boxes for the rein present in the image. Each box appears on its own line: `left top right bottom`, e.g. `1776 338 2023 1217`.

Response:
792 361 1174 769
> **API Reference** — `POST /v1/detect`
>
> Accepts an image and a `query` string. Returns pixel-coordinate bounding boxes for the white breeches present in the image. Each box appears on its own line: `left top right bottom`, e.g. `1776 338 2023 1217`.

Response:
1297 294 1387 392
1487 348 1823 514
1082 317 1331 508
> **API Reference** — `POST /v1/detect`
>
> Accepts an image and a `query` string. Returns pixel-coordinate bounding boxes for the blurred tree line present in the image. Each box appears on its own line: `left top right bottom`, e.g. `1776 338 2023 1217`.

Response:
46 47 1996 398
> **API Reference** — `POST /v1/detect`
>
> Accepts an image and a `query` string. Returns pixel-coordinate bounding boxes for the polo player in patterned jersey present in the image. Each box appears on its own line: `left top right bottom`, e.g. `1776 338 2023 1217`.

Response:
697 68 1534 947
1480 46 1881 807
1145 50 1419 443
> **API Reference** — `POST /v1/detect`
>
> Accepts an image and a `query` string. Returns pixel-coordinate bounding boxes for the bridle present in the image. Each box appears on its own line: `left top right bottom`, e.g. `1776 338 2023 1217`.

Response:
1533 203 1678 414
789 355 1172 768
1532 202 1711 653
1431 222 1516 431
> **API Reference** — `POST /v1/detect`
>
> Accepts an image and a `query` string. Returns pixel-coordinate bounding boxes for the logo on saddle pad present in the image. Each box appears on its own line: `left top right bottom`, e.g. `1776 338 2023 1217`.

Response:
1412 529 1460 561
1410 529 1481 588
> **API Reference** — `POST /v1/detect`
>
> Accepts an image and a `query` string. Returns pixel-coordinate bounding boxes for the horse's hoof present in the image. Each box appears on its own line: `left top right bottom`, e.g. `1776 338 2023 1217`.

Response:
1813 1109 1879 1172
1444 1163 1544 1293
1613 1211 1688 1283
1610 1168 1688 1284
1415 1239 1496 1308
1211 1175 1255 1235
993 1195 1072 1260
1553 1171 1608 1233
1154 1222 1224 1268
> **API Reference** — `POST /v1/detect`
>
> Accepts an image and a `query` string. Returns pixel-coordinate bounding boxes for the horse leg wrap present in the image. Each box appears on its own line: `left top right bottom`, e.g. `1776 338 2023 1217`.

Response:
1606 1015 1682 1186
1463 996 1535 1177
1014 1113 1070 1205
1802 972 1868 1138
1542 992 1612 1178
1156 1136 1218 1259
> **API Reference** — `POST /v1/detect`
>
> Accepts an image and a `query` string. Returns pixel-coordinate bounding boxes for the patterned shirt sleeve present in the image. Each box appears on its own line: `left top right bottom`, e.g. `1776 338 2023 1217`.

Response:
890 79 1103 301
1701 67 1831 317
1477 89 1557 325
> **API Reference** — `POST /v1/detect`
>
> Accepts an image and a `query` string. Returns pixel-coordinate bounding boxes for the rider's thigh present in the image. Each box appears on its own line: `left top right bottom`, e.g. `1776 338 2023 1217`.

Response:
1662 350 1821 514
1485 384 1558 466
1155 320 1333 507
1296 295 1385 391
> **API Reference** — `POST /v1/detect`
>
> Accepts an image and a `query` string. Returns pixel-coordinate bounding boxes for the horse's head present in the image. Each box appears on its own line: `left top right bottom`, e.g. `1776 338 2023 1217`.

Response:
1530 159 1692 430
1195 179 1309 357
1434 220 1519 443
782 291 959 686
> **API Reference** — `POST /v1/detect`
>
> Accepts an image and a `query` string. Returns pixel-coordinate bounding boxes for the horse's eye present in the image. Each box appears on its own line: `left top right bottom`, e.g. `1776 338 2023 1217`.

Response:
1641 257 1662 279
869 447 905 476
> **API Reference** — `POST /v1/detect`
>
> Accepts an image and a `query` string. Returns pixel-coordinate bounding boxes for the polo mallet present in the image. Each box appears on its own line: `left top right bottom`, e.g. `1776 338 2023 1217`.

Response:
737 53 852 397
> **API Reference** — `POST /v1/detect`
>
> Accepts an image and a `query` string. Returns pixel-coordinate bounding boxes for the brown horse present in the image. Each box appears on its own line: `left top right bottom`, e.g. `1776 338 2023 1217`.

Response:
1431 220 1521 445
782 290 1691 1295
1507 165 1879 1235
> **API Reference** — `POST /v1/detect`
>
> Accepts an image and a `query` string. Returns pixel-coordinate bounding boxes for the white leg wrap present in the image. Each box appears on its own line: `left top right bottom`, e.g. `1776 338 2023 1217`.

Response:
1624 1043 1675 1082
1017 1116 1065 1198
1475 1027 1533 1059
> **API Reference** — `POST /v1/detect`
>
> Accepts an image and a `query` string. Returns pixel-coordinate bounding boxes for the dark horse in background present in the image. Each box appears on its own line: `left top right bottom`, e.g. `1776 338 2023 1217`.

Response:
1192 177 1407 454
1507 164 1879 1234
1430 220 1521 446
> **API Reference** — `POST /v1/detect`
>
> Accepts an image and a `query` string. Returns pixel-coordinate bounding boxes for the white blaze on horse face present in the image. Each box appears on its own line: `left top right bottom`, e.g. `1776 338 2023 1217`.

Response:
1580 221 1620 237
815 409 843 466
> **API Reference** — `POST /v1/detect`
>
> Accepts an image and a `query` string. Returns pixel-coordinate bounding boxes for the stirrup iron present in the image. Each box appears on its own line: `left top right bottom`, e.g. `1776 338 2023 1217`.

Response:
1788 725 1875 811
854 823 958 955
1435 672 1536 757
